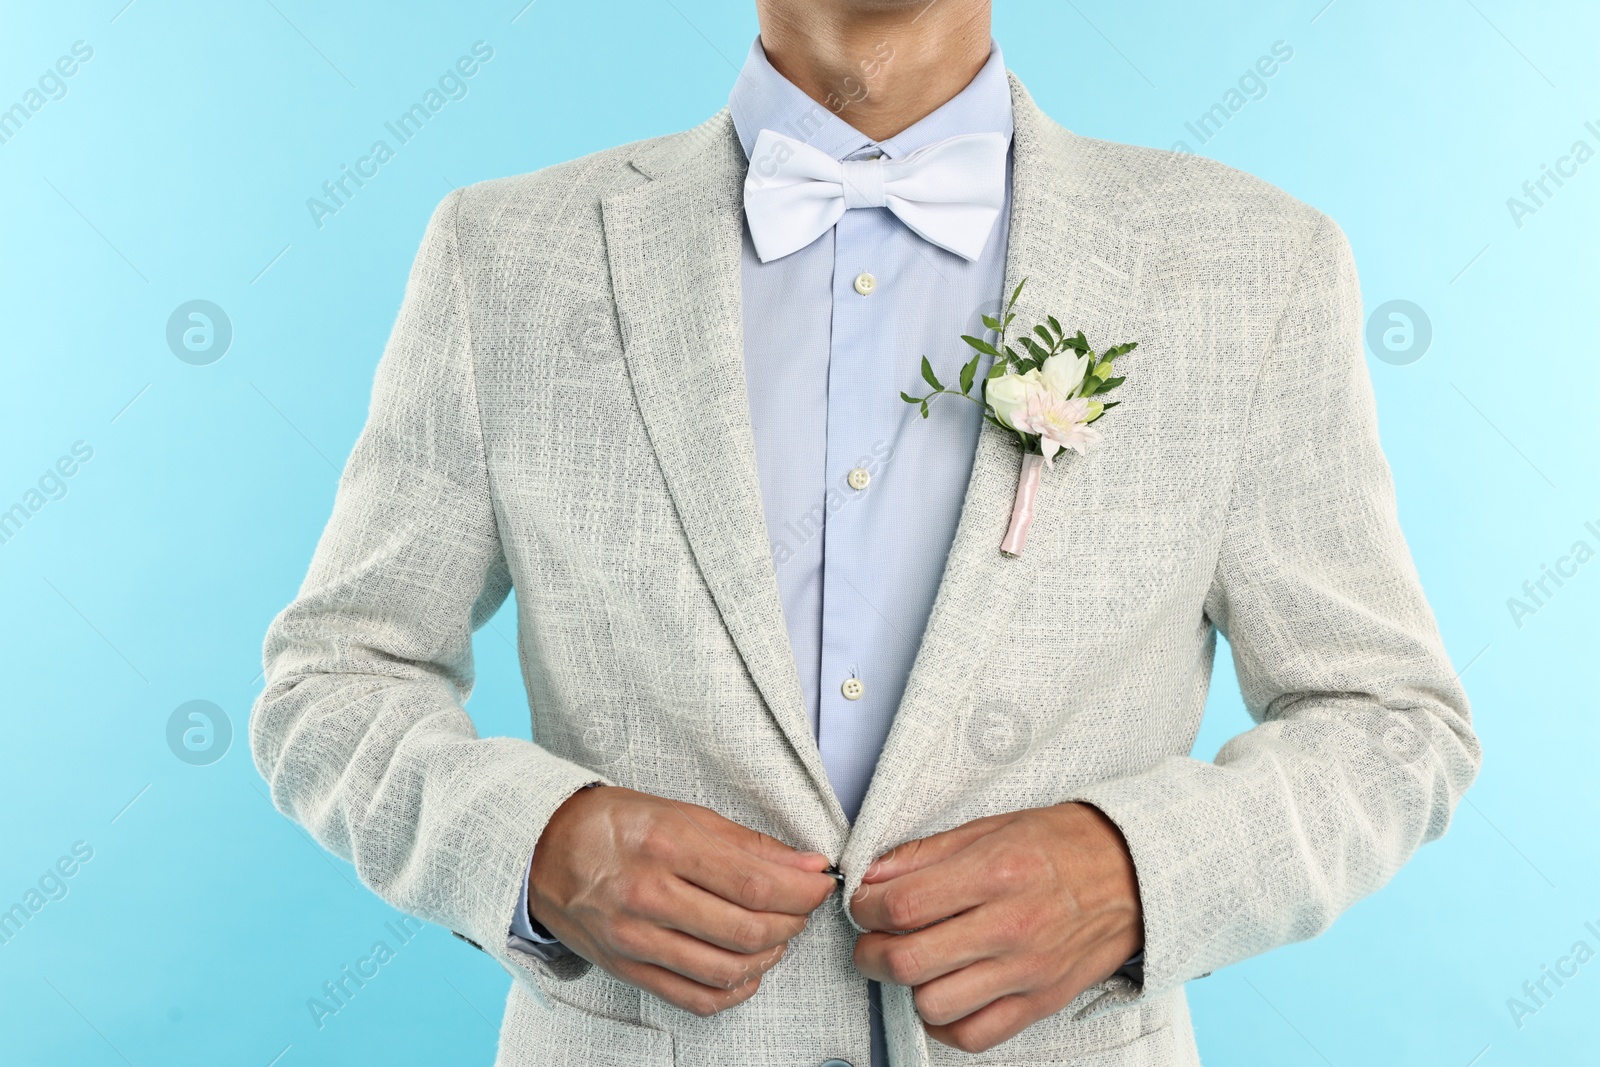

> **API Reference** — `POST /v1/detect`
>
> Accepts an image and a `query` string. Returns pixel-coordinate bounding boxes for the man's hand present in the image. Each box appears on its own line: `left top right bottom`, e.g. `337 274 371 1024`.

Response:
851 803 1143 1054
527 786 838 1017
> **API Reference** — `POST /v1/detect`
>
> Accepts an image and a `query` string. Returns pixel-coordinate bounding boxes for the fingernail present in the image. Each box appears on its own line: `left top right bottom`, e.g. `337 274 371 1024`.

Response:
864 859 882 880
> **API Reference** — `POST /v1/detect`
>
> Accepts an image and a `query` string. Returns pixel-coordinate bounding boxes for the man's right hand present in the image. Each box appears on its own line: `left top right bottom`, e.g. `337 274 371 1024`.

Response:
527 785 838 1017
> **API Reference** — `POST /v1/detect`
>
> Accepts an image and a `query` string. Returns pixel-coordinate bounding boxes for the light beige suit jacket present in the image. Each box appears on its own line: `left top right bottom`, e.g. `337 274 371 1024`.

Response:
251 74 1480 1066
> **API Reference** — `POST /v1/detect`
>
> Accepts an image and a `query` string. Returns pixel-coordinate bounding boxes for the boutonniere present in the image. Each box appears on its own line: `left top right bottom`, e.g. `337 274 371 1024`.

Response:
900 279 1137 557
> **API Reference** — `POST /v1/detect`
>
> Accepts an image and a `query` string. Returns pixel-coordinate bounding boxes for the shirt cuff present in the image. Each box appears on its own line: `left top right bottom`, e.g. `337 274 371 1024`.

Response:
507 847 576 960
506 782 605 961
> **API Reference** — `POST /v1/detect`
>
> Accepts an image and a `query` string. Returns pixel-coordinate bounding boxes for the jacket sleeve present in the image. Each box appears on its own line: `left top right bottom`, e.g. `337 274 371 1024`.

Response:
1070 213 1480 1009
250 189 606 993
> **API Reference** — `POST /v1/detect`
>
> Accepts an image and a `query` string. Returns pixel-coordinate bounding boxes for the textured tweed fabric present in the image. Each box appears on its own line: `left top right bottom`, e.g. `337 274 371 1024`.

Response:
250 74 1479 1067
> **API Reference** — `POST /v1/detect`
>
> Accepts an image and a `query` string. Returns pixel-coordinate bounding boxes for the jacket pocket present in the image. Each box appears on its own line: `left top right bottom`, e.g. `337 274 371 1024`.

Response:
497 979 675 1067
968 1024 1181 1067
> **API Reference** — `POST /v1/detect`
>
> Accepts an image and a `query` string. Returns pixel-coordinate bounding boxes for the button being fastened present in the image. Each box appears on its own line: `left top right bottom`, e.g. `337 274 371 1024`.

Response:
841 677 865 701
847 467 871 491
853 272 877 296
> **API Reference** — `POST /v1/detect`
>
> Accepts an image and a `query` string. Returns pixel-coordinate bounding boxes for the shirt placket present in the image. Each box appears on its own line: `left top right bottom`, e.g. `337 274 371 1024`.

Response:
818 171 895 822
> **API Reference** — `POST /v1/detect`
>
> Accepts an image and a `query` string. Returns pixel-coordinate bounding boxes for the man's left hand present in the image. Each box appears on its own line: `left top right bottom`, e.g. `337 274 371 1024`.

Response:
851 802 1143 1054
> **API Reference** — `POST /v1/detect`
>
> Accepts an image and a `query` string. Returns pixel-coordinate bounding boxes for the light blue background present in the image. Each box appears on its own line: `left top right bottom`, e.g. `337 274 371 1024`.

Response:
1 1 1595 1064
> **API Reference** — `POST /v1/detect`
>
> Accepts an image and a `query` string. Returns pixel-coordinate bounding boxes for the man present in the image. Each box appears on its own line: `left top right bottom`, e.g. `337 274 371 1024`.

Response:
250 0 1480 1064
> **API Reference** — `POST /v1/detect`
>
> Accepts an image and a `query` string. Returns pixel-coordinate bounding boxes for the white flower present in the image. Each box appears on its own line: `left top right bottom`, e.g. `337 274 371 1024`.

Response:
1010 390 1103 466
986 369 1041 431
1038 351 1090 399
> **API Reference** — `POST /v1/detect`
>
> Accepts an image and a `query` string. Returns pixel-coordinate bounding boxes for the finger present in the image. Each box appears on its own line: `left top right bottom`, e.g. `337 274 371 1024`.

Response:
621 923 789 991
862 816 1006 884
850 856 992 933
924 990 1054 1055
673 803 833 872
607 956 766 1019
655 877 809 954
673 834 838 916
912 955 1039 1027
852 911 995 987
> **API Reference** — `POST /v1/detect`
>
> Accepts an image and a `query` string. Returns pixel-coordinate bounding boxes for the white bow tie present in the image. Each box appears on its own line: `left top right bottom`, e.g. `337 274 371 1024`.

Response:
742 128 1008 263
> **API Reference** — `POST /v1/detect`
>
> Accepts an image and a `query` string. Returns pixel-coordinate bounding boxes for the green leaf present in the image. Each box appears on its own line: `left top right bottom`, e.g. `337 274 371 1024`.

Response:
959 354 979 394
987 362 1008 380
1003 312 1016 328
1020 336 1049 361
921 357 944 392
1002 344 1021 364
1034 325 1054 348
1097 376 1125 391
981 314 1002 331
920 400 930 419
1047 315 1063 338
960 334 1001 358
900 391 921 404
1008 279 1026 310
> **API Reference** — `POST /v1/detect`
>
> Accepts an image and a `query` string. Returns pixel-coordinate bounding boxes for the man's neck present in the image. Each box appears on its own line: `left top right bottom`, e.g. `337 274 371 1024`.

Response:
754 0 993 142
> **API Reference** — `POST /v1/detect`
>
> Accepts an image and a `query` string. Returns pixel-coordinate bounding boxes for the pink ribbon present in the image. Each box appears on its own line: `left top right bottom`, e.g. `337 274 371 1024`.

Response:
1000 453 1045 557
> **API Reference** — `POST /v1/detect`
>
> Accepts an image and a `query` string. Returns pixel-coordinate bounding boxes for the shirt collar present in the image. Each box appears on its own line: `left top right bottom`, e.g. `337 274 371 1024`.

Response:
728 35 1013 163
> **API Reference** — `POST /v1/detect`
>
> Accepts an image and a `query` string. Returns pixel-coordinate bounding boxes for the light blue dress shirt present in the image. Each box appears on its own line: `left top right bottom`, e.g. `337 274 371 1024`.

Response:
730 37 1014 822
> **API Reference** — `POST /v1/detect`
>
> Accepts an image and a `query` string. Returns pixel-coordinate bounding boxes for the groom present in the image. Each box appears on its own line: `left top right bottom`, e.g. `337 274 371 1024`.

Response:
251 1 1479 1064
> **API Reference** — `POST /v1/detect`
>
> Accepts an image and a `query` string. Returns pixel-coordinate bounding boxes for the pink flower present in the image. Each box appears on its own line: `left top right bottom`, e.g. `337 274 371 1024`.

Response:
1011 388 1102 466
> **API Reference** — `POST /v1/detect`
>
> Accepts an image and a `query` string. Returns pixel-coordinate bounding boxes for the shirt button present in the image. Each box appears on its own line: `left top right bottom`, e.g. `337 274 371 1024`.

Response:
847 467 871 491
853 272 877 296
841 677 865 701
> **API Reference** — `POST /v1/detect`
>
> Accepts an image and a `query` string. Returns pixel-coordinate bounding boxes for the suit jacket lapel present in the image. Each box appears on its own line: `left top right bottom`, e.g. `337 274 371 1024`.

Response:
844 68 1145 916
600 114 845 829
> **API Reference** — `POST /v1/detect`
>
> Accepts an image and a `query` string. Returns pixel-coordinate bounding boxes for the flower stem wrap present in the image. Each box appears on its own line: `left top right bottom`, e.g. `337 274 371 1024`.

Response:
1000 453 1045 557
